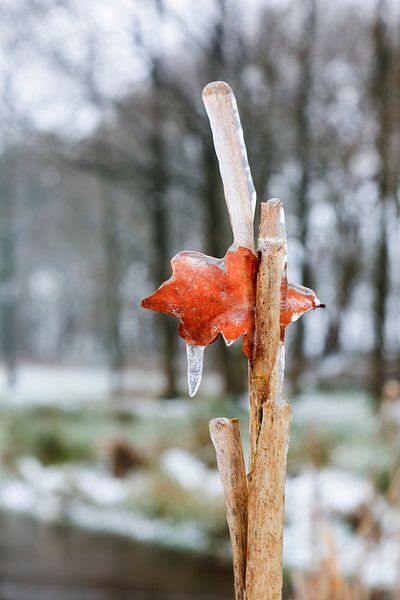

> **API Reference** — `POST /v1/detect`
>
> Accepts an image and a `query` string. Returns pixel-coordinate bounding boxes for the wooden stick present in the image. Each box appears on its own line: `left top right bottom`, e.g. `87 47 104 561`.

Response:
249 198 287 469
209 418 248 600
246 378 292 600
246 199 292 600
202 81 256 251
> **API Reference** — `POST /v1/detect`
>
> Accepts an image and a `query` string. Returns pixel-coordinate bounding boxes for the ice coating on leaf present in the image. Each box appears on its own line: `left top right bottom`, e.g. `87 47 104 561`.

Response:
281 283 325 328
141 246 257 358
186 343 205 397
142 242 324 371
202 82 256 251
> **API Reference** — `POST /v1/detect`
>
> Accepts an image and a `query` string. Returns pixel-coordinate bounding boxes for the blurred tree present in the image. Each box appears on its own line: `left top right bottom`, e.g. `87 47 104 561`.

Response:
292 0 317 390
0 149 18 386
0 39 20 386
370 1 398 402
0 0 398 398
148 62 179 398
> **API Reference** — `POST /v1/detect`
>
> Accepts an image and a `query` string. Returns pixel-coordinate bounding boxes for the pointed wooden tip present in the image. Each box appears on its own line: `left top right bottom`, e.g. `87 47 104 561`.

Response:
202 81 232 98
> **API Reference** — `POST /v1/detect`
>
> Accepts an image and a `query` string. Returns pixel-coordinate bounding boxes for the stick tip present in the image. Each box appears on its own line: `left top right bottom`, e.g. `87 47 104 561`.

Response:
209 417 231 435
202 80 232 99
265 197 283 208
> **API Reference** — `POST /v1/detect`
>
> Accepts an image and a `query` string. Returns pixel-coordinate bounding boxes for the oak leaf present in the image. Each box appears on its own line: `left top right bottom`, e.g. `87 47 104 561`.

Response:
142 247 257 358
142 246 324 359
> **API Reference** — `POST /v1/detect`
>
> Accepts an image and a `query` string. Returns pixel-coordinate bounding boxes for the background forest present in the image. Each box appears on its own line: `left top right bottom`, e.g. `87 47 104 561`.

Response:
0 0 399 599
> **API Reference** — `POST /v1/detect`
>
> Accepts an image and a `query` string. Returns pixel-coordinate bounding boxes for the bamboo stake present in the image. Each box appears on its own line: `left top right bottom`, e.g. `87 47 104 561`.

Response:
209 418 248 600
246 199 292 600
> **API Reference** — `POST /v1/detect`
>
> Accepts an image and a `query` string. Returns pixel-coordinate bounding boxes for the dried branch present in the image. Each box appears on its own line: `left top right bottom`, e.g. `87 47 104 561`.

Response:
249 198 286 469
246 385 292 600
209 418 248 600
246 198 292 600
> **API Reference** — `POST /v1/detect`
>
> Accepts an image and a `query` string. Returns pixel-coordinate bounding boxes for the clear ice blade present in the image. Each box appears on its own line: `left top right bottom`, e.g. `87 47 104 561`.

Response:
202 81 256 251
186 343 205 397
277 341 286 406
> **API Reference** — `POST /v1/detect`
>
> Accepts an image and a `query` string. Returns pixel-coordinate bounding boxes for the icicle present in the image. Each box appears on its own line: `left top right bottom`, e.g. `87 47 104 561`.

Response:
186 343 205 397
202 82 256 251
277 342 286 406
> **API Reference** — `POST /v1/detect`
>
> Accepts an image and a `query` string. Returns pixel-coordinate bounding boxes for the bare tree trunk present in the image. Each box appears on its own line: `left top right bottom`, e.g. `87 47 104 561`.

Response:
324 257 357 354
98 176 124 394
149 62 178 399
292 0 316 391
324 200 360 355
0 153 18 386
370 3 395 403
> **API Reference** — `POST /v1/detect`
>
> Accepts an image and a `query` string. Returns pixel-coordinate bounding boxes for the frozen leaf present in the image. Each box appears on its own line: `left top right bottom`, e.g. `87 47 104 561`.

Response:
281 283 326 328
142 246 257 358
142 245 325 367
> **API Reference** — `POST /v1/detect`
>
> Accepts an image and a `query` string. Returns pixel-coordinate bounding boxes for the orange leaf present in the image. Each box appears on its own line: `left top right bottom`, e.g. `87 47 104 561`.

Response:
142 247 324 359
142 247 257 358
281 282 325 328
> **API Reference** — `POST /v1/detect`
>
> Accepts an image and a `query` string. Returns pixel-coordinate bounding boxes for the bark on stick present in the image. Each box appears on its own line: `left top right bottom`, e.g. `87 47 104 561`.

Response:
249 199 287 469
246 199 292 600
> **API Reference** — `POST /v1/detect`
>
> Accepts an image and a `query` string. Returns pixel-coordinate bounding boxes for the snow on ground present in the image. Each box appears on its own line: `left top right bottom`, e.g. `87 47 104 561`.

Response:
68 502 209 552
0 457 208 552
0 453 398 589
0 362 223 408
0 364 399 589
161 448 222 496
284 468 373 574
294 390 372 426
0 364 165 406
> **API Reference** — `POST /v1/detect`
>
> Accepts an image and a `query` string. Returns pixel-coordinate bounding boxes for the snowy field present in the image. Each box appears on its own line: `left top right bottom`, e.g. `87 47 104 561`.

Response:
0 364 399 593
